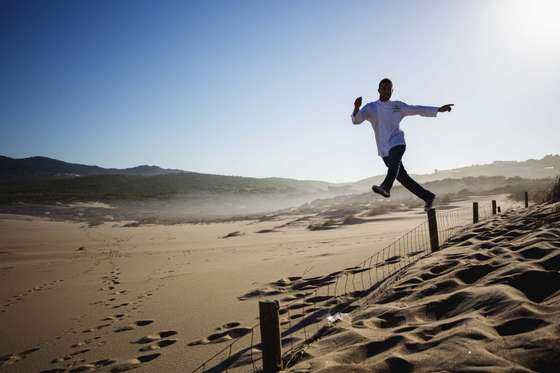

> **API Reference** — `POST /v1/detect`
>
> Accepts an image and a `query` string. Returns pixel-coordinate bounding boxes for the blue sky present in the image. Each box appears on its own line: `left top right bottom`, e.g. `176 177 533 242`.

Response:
1 0 559 182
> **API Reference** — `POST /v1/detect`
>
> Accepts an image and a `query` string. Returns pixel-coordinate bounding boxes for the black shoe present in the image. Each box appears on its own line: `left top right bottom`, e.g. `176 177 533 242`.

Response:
372 185 390 198
424 194 436 212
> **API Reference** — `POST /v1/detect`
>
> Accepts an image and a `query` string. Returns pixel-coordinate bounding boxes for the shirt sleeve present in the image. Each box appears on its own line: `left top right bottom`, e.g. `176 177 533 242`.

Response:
399 102 439 118
351 104 369 125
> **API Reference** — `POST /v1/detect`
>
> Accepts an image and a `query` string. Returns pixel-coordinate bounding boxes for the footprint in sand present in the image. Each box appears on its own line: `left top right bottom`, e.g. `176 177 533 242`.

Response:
110 353 160 372
82 323 111 333
102 313 126 322
2 282 61 309
50 348 91 364
114 320 154 333
218 322 240 330
132 330 178 344
45 358 116 373
189 323 251 346
407 249 425 257
238 287 286 300
1 347 40 366
71 338 102 348
139 339 177 352
111 302 130 309
134 320 153 326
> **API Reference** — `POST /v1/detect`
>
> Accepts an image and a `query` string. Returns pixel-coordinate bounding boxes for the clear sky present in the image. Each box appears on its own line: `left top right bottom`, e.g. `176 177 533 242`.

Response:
1 0 559 182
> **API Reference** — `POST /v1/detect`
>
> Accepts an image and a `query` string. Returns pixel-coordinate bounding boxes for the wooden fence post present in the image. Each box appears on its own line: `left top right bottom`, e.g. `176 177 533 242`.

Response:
525 192 529 208
427 208 440 252
473 202 479 224
492 200 497 215
259 300 282 373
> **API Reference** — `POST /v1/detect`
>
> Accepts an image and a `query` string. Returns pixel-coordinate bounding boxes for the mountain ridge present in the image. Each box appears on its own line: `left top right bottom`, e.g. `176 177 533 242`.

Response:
1 154 559 190
352 154 560 191
0 155 186 179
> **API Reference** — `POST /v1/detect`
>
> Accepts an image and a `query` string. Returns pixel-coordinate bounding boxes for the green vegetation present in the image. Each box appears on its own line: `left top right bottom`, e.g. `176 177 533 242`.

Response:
0 173 330 203
499 177 559 204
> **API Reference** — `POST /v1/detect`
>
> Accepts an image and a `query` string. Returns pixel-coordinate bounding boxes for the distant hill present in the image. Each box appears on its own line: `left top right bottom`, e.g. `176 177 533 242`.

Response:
352 154 560 192
1 153 558 222
0 155 184 180
2 154 558 202
0 170 336 203
0 155 342 205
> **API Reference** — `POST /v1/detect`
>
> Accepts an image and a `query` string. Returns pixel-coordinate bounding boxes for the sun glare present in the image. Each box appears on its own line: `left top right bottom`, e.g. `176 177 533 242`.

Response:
507 0 560 39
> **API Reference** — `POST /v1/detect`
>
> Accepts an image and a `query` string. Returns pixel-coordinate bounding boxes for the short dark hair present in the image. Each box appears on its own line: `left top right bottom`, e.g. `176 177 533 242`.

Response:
379 78 392 86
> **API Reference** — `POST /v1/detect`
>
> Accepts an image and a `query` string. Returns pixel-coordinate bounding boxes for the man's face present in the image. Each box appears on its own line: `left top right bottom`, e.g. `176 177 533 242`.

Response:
378 81 393 101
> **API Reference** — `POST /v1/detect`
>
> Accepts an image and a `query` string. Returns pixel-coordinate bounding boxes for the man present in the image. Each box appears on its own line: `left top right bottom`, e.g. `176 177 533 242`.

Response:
351 78 453 212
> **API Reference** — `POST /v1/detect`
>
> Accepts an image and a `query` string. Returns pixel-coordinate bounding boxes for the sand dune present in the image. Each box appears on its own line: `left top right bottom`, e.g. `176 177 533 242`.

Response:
284 202 560 372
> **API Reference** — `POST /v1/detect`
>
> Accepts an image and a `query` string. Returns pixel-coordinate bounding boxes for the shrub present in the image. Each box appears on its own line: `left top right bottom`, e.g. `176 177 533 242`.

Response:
548 176 560 202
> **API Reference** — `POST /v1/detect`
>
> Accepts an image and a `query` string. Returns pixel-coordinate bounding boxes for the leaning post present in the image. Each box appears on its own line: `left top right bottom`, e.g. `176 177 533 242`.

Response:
259 300 282 373
525 192 529 208
492 200 497 215
427 208 440 252
473 202 479 224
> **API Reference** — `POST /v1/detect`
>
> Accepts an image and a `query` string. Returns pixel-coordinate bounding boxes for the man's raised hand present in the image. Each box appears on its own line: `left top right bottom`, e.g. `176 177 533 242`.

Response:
438 104 454 113
354 96 362 108
352 97 362 117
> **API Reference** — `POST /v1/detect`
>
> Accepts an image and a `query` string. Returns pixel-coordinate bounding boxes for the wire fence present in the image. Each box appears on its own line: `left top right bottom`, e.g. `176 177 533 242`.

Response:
190 199 518 373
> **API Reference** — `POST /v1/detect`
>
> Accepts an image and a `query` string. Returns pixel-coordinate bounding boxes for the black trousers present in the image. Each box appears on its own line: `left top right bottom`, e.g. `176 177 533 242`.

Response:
380 145 434 202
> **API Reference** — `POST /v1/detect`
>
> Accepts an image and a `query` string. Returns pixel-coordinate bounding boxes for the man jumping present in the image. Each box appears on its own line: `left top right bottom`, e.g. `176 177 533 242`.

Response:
351 78 453 212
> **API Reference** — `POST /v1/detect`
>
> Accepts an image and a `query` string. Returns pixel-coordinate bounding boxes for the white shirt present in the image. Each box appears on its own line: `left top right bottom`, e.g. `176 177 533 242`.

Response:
351 100 439 157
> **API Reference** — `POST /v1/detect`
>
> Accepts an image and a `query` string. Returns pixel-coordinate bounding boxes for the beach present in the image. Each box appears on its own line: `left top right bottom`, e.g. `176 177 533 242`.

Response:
0 195 522 372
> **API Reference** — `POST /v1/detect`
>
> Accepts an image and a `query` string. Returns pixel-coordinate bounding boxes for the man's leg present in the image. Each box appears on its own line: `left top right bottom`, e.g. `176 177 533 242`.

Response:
380 145 406 192
395 163 435 202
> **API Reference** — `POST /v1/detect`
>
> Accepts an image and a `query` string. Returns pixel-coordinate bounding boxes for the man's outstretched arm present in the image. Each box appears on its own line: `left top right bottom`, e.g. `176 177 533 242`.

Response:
400 102 454 117
351 96 366 124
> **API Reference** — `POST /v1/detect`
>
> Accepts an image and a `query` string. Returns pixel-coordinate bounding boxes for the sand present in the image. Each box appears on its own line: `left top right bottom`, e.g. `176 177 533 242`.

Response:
282 202 560 372
0 194 522 372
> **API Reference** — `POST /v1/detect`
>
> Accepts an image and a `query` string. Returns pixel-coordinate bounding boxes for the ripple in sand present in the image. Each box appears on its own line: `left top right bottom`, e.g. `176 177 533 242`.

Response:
306 295 333 304
519 246 553 260
539 253 560 271
455 264 498 284
494 270 560 303
495 317 549 336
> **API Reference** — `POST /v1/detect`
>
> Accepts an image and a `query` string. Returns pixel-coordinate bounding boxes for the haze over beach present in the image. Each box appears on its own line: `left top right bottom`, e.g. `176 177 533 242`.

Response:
1 1 560 373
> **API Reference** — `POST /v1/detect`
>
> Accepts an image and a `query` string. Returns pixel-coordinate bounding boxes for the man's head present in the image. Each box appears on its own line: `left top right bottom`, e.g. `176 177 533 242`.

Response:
378 78 393 101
